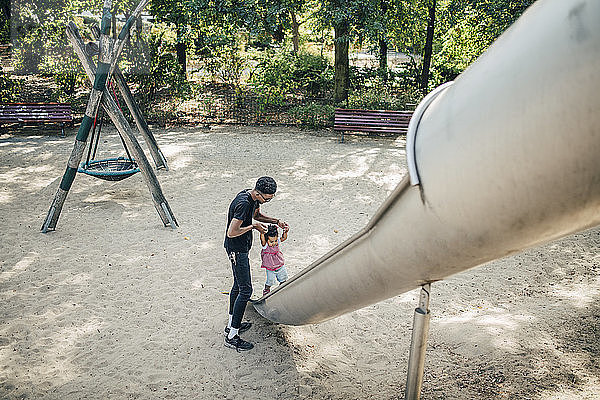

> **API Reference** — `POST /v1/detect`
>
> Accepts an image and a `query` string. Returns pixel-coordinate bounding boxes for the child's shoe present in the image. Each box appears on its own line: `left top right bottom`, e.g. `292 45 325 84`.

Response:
263 288 270 296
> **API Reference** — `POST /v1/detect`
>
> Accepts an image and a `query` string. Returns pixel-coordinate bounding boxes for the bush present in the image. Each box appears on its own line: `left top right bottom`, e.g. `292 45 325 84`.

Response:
37 58 87 102
123 26 189 106
201 48 247 87
249 51 333 98
289 102 335 129
0 71 22 103
347 84 419 111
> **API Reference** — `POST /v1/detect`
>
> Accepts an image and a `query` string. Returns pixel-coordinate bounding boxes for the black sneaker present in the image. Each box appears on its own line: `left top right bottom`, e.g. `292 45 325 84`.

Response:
224 335 254 352
224 321 252 336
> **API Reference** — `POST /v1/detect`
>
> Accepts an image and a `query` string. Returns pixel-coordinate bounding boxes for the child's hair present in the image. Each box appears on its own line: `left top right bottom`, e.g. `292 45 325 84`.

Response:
265 224 279 239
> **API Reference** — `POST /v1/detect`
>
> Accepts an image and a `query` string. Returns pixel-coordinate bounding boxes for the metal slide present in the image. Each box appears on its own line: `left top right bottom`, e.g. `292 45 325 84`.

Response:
254 0 600 325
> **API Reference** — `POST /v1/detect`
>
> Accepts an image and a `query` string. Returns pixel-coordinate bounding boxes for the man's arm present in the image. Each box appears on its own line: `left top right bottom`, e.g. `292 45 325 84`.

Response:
254 208 288 230
227 218 267 238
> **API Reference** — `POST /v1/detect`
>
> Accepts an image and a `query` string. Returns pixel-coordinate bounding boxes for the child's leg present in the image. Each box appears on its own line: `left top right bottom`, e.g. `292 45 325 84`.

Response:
264 270 276 295
275 266 288 285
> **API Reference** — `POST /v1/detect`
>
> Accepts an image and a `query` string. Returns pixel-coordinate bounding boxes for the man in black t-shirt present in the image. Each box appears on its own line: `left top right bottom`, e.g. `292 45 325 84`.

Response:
223 176 288 351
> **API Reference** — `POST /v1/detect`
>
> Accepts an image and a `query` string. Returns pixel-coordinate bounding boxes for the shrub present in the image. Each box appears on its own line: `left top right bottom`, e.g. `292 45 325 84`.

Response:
0 71 22 103
347 85 419 111
198 47 248 87
37 58 87 102
123 26 189 107
289 102 335 129
249 51 332 98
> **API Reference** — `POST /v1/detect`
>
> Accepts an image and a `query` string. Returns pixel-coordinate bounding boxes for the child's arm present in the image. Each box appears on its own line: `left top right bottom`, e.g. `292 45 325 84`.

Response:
260 232 267 246
281 226 288 242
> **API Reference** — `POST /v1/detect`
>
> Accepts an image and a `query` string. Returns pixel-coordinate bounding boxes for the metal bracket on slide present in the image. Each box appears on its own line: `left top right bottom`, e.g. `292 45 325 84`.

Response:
407 82 454 186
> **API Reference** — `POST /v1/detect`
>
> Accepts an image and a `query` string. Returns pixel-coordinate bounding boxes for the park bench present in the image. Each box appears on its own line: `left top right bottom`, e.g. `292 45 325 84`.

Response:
334 108 414 142
0 103 73 136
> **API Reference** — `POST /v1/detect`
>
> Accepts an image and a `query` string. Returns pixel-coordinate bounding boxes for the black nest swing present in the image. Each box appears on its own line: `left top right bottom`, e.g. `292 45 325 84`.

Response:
80 157 139 181
78 96 140 181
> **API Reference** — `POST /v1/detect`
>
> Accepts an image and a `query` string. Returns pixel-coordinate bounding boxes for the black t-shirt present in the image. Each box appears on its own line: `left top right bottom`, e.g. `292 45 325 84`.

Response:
224 190 258 253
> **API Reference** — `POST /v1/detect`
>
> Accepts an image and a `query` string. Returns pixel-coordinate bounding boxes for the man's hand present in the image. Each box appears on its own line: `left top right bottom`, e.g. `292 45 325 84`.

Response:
277 220 288 230
253 222 268 234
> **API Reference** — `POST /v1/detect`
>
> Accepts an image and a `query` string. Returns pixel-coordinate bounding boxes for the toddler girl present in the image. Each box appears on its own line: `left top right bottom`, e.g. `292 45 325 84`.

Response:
260 224 289 296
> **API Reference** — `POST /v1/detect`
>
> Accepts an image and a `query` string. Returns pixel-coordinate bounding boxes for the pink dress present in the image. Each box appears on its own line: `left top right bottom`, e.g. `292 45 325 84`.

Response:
261 240 285 271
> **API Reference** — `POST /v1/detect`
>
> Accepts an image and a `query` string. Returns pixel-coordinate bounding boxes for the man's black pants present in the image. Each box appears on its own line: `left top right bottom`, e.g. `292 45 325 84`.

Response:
227 250 253 329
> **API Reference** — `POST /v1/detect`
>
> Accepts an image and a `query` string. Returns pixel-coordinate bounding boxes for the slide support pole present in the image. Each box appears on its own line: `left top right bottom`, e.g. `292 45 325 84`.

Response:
405 283 431 400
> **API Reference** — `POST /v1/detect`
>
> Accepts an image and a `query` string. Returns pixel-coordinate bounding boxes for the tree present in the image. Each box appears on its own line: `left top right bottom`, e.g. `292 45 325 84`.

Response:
420 0 435 94
430 0 537 87
150 0 191 73
333 16 350 103
313 0 367 103
1 0 10 44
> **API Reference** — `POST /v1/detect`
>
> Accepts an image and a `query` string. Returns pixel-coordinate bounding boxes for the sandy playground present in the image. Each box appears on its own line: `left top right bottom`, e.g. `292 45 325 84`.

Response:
1 125 599 399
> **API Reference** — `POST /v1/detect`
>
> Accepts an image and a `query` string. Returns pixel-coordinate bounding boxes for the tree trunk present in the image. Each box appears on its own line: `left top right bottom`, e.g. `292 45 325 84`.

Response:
176 42 186 73
378 0 388 81
112 13 117 38
421 0 436 95
379 38 388 81
135 14 142 45
290 8 300 55
176 26 186 74
334 20 350 104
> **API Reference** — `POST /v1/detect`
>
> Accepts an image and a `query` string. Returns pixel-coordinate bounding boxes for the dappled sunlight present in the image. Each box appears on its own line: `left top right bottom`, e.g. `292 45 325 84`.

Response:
437 306 536 353
366 163 406 191
284 326 343 375
354 193 374 204
0 190 13 204
81 187 144 208
283 159 309 179
539 376 600 400
0 252 38 284
8 317 106 388
0 165 58 192
396 289 420 304
552 277 600 308
439 307 532 331
158 143 199 158
314 151 380 181
168 154 194 170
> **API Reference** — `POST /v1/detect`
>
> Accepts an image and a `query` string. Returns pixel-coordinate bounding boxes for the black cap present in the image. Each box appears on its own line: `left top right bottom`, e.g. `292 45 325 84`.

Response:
255 176 277 194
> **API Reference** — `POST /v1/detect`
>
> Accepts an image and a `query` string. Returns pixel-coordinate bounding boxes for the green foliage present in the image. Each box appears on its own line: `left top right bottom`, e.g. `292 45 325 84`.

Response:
428 0 537 88
37 56 87 101
124 26 189 104
0 71 22 102
1 0 10 44
288 101 335 129
199 47 248 87
347 84 417 111
249 51 333 98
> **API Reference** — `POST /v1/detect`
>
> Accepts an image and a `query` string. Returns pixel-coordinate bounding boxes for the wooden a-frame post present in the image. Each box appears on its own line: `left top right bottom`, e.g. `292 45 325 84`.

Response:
42 0 177 232
89 25 168 171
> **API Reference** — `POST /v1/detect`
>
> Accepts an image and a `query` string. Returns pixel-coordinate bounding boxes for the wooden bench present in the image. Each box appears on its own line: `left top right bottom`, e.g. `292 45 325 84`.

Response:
0 103 73 136
334 108 414 142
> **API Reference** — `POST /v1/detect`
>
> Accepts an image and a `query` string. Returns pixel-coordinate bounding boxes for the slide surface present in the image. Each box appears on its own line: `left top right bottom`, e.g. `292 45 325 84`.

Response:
254 0 600 325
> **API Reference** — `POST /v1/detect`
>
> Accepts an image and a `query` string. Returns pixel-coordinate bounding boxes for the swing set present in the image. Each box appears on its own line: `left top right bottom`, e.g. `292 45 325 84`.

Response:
78 83 140 181
42 0 178 232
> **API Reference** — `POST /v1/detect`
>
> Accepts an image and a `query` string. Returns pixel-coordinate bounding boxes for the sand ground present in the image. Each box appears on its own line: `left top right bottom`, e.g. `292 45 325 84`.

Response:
1 125 599 399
